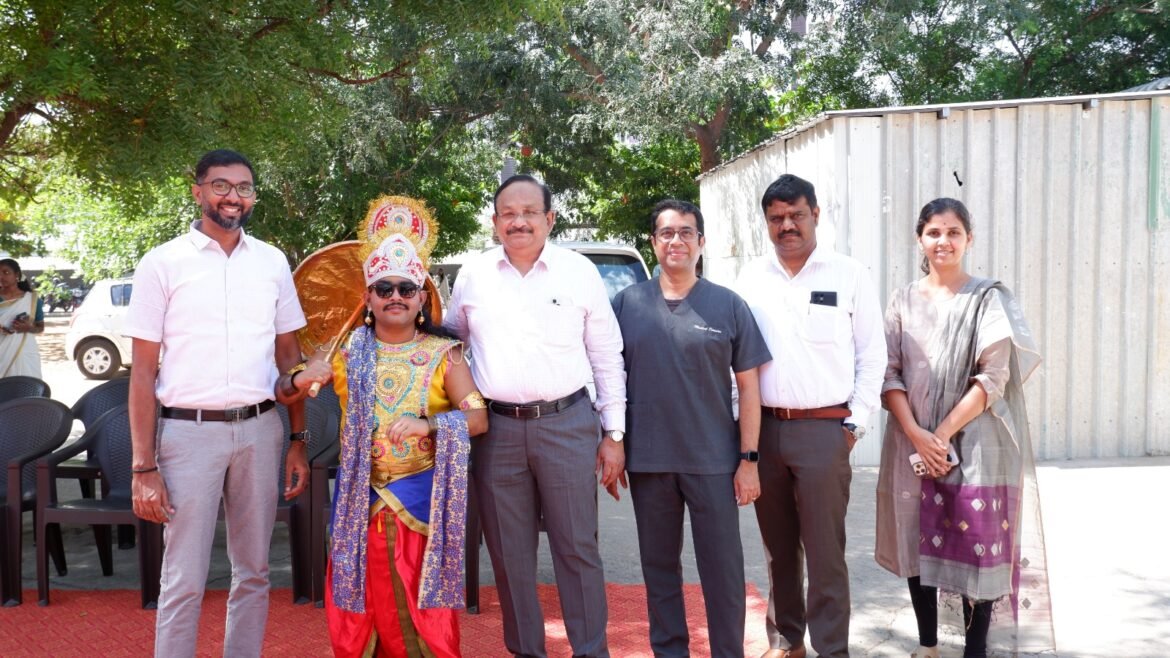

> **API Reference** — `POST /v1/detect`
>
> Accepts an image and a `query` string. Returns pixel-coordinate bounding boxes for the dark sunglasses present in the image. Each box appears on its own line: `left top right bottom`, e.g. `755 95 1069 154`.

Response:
368 281 421 299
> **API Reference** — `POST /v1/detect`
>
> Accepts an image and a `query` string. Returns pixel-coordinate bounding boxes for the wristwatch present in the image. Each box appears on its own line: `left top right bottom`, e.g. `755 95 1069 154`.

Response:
843 423 865 441
604 430 625 443
289 430 310 443
739 451 760 463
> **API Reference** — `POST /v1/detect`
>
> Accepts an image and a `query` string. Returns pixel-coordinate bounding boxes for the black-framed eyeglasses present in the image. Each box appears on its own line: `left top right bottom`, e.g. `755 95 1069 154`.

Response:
369 281 421 299
653 227 702 243
198 179 256 198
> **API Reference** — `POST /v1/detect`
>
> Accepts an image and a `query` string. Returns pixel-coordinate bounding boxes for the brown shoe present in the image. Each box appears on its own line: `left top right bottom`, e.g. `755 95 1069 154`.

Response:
760 647 806 658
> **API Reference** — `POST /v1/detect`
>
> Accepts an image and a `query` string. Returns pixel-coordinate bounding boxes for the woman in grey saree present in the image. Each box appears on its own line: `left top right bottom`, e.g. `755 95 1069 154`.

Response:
876 199 1054 658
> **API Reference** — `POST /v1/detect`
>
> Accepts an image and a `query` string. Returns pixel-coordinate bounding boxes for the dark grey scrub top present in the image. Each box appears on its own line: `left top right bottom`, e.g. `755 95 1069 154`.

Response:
613 277 771 474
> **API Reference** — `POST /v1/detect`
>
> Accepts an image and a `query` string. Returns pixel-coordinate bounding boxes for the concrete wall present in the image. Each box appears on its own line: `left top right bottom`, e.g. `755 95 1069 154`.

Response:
700 92 1170 465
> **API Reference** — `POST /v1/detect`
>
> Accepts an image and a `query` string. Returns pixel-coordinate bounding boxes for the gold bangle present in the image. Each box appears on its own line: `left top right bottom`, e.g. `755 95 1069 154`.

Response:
287 362 307 376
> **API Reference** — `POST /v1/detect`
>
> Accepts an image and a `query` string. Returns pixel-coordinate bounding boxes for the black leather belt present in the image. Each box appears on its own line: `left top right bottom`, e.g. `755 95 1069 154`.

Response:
488 387 588 419
160 400 276 423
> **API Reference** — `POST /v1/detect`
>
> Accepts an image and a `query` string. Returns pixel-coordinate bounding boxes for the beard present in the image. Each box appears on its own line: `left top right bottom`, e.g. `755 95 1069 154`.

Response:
206 203 253 230
203 196 251 230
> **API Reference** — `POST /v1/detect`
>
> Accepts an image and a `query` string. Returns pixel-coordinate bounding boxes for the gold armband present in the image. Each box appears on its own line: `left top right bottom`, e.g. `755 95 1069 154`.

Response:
457 391 487 411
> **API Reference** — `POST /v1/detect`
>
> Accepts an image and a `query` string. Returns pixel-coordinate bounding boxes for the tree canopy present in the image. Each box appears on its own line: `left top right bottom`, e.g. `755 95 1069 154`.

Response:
791 0 1170 109
2 0 1166 278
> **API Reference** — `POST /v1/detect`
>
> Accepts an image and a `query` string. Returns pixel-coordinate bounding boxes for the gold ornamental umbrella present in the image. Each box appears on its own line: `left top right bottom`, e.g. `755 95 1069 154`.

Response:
293 240 443 364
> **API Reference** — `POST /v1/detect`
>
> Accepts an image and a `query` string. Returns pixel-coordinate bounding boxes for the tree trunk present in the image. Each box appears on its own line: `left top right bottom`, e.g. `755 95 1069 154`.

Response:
695 127 720 173
692 103 732 173
0 103 34 154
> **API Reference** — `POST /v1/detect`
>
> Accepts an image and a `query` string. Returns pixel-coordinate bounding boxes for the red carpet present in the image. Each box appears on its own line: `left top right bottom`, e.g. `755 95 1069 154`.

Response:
0 584 771 656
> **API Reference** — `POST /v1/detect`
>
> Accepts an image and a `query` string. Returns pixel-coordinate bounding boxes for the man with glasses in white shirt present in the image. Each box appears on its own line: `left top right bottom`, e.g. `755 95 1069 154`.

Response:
445 174 626 658
735 174 885 658
125 149 309 658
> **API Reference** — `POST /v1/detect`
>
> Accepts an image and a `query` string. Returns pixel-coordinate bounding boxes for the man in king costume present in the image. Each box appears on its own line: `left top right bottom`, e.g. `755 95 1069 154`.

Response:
282 197 488 657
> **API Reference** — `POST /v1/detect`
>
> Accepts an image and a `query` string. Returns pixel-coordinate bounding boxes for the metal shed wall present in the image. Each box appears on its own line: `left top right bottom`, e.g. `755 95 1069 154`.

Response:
699 93 1170 465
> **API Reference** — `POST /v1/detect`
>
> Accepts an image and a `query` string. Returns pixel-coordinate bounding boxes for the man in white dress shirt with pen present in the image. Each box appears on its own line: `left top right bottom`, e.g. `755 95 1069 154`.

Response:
445 174 626 658
735 174 885 658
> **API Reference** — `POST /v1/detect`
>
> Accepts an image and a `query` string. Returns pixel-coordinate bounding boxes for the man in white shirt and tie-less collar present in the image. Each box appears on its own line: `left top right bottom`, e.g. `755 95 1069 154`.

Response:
445 174 626 658
125 149 309 658
735 174 885 658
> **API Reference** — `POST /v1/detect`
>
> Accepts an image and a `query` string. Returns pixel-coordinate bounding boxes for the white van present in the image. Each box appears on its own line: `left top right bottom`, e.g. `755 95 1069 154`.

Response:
65 277 134 379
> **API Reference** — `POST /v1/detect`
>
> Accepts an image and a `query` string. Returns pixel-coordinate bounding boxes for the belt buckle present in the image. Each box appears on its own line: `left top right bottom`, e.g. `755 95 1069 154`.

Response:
228 407 244 423
530 405 541 420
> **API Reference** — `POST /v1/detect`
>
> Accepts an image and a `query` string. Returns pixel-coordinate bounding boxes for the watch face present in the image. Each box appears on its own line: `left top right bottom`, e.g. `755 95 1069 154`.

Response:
607 430 625 443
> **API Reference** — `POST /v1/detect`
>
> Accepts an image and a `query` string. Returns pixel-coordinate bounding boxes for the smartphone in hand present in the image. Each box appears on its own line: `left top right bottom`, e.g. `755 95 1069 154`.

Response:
909 445 960 477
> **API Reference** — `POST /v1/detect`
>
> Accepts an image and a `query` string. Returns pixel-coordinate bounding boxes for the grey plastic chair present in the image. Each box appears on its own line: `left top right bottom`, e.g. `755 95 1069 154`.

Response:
65 378 134 546
0 397 72 606
0 376 51 403
36 404 164 608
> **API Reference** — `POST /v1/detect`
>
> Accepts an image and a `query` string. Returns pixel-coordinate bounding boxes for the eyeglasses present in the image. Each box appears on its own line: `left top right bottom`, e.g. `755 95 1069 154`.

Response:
369 281 421 299
497 210 548 223
198 179 256 198
653 227 702 243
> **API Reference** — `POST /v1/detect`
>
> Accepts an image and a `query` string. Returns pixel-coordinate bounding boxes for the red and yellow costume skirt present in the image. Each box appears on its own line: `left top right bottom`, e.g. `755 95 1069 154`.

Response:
325 507 460 658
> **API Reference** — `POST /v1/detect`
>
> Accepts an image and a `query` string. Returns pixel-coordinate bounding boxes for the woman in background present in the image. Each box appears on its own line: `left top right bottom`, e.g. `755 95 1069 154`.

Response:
875 198 1053 658
0 257 44 378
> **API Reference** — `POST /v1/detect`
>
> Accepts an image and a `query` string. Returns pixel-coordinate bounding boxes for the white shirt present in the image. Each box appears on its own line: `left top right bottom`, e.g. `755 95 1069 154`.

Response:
123 223 307 409
444 244 626 431
735 245 885 428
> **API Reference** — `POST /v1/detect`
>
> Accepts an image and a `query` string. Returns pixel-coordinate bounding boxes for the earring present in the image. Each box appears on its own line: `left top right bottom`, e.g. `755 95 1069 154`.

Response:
364 310 373 326
416 313 424 326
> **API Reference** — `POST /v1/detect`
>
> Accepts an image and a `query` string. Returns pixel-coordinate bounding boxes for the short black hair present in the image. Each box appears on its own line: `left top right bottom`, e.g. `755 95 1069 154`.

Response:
649 199 704 235
493 174 552 213
761 174 817 212
195 149 255 183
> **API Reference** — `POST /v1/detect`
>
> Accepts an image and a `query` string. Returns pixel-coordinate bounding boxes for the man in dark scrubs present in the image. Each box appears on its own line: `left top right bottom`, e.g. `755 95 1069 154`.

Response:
612 199 772 658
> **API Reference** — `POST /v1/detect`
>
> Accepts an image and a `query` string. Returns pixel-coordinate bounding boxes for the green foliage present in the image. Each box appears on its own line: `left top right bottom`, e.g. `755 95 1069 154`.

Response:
16 165 187 281
971 0 1170 97
795 0 1170 108
529 0 803 170
2 1 551 275
31 266 70 304
7 0 1163 283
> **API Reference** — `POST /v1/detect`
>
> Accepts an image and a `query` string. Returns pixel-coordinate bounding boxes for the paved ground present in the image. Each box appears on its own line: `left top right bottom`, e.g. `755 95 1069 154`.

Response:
11 316 1170 656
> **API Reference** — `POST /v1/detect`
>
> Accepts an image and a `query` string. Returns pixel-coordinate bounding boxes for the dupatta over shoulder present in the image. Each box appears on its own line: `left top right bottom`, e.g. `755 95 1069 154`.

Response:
927 280 1052 652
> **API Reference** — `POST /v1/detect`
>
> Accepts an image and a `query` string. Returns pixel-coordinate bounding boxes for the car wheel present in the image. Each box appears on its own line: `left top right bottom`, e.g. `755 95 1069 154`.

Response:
76 338 122 380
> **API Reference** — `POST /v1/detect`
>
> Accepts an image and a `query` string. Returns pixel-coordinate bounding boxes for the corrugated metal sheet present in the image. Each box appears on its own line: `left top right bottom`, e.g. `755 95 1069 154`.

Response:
700 92 1170 465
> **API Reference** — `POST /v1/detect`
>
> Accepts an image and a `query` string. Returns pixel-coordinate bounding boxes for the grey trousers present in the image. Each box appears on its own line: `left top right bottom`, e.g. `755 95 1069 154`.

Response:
153 410 283 658
629 471 745 658
474 396 609 658
754 416 853 658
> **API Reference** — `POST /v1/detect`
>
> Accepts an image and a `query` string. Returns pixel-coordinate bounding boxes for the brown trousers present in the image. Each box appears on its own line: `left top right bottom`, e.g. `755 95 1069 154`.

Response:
754 415 853 658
